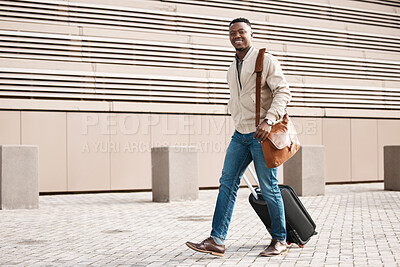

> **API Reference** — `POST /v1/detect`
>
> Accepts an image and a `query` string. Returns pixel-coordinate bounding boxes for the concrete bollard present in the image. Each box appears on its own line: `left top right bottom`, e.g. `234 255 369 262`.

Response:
0 145 39 210
283 145 325 196
384 146 400 191
151 146 198 202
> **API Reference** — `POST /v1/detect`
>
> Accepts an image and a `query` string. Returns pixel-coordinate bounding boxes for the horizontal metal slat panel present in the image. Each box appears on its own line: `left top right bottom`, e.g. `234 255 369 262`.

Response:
289 102 400 109
0 1 399 53
354 0 400 8
290 87 400 97
291 92 400 102
0 90 225 103
289 83 400 109
0 82 229 96
1 31 399 81
1 68 399 110
159 0 400 28
0 68 229 104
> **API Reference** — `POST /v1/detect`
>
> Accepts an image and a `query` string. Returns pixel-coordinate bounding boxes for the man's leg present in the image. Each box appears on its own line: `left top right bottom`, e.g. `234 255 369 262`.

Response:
250 137 287 256
210 131 253 241
186 131 252 256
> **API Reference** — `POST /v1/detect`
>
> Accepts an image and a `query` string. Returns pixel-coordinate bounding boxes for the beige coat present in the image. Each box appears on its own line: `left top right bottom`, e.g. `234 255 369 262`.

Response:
227 48 291 134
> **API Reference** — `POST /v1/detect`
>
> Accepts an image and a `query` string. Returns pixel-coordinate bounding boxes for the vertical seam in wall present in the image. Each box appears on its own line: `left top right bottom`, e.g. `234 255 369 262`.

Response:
376 119 379 180
109 114 112 190
321 117 324 145
0 146 2 201
321 117 325 183
188 114 192 147
65 113 69 191
350 119 353 182
149 113 153 192
19 111 22 145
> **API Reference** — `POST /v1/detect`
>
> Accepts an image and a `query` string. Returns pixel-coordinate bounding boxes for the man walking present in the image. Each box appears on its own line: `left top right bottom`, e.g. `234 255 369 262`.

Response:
186 18 291 257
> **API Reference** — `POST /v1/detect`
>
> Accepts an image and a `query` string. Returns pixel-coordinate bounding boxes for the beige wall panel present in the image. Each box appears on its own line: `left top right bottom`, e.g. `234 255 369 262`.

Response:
94 63 209 79
325 109 400 119
351 119 378 182
383 80 400 89
208 68 229 80
21 112 67 192
0 99 110 112
0 58 94 72
112 102 227 115
284 43 365 59
377 120 400 181
67 113 110 191
252 41 285 53
346 24 400 37
293 117 323 146
81 27 194 46
285 75 304 85
364 51 400 61
289 107 325 118
182 34 227 50
0 111 20 144
190 115 226 187
268 14 347 32
302 76 384 88
322 118 351 183
110 114 152 190
0 20 80 35
150 114 191 148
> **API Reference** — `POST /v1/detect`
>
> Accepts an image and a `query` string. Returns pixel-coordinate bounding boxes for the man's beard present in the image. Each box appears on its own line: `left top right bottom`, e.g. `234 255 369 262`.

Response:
235 47 245 51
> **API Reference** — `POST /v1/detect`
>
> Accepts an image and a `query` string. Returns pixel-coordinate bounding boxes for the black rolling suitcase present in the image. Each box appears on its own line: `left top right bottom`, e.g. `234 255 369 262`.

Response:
243 168 317 247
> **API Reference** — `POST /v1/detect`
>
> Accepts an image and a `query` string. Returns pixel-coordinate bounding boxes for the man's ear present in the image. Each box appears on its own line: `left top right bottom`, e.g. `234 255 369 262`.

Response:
250 31 254 38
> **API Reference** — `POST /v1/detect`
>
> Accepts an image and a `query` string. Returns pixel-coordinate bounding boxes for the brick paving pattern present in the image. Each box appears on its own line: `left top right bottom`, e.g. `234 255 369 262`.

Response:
0 183 399 266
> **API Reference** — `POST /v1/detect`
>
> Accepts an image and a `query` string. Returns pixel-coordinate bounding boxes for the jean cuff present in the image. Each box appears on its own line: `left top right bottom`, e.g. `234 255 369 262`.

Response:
210 235 225 245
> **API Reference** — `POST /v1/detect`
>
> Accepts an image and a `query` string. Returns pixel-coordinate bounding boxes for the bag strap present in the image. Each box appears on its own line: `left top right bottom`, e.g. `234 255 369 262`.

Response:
255 48 266 127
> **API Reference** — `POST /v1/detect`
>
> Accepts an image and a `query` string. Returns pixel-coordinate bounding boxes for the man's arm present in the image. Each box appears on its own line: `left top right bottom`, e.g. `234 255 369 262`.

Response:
254 55 291 142
264 55 291 122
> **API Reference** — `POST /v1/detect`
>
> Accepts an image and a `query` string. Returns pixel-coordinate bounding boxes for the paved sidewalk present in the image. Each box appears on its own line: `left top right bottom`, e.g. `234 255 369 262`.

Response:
0 183 399 266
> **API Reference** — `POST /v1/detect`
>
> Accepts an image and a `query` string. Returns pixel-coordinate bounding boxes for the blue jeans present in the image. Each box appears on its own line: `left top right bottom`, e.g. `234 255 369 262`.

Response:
210 131 286 242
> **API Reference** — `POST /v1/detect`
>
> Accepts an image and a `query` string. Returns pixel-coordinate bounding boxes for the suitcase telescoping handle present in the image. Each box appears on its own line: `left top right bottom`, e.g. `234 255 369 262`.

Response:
242 166 260 199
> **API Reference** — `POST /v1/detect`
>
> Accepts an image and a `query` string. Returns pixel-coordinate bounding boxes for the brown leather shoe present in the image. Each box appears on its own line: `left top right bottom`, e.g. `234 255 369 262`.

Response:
259 239 288 257
185 237 225 257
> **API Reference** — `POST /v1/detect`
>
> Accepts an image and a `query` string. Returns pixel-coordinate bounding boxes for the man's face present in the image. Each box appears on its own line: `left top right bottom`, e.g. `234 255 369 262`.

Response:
229 22 253 51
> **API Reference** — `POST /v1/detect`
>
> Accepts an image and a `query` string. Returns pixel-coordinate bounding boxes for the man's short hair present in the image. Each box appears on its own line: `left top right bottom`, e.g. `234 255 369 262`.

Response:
229 18 252 28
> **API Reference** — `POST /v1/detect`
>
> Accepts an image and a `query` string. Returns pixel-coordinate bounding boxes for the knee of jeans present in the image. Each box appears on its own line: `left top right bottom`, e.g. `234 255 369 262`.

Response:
219 178 240 192
219 170 238 183
261 187 282 200
260 180 279 193
219 174 240 191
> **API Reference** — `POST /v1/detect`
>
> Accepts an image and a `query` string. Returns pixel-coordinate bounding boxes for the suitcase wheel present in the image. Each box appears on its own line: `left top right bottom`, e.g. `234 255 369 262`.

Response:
298 244 305 248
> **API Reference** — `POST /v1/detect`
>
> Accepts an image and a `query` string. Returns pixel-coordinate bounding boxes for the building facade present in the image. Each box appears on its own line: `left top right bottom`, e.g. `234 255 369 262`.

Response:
0 0 399 192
